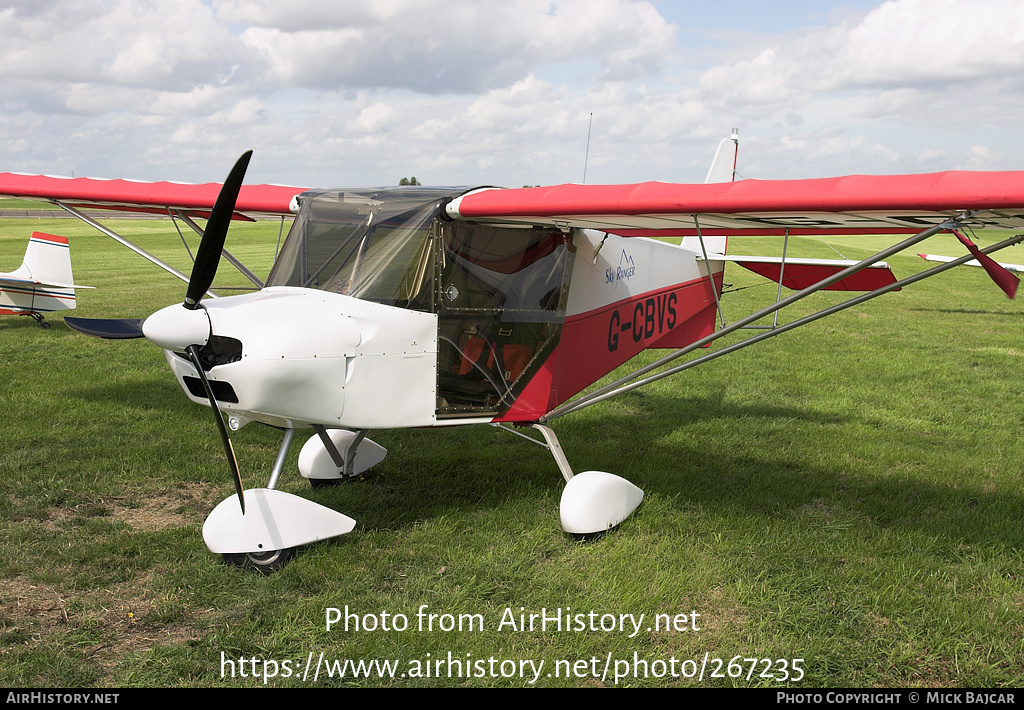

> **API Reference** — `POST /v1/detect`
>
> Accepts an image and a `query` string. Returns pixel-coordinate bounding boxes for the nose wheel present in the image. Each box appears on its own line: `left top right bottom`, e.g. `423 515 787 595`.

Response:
222 547 294 575
203 487 356 573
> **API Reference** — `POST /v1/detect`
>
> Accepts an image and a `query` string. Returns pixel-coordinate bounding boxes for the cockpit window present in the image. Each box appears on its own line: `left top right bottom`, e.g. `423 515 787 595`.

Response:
266 187 463 307
265 186 576 418
435 221 574 416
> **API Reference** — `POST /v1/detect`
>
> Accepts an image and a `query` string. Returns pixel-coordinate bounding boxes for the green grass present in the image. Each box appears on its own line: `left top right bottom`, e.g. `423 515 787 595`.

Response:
1 218 1023 687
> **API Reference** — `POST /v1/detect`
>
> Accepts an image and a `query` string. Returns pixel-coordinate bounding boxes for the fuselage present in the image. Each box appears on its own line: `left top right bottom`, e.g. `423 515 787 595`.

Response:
158 187 723 429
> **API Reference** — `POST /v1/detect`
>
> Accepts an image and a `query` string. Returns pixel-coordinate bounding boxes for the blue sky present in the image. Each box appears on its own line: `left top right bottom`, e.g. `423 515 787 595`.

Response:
1 0 1021 189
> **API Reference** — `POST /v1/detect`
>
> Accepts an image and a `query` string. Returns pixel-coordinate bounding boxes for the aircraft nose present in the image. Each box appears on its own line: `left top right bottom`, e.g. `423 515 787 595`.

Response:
143 303 212 351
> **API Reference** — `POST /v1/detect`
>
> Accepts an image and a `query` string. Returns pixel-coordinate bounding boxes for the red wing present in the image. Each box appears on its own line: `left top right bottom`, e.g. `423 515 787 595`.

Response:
0 172 305 218
446 171 1024 234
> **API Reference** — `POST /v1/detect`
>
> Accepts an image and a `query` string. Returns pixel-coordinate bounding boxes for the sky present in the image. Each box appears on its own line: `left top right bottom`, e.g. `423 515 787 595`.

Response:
1 0 1022 189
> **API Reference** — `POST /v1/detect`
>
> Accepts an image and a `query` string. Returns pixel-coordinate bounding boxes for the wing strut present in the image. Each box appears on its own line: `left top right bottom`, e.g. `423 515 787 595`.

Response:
167 207 196 263
173 211 265 288
772 229 790 329
692 215 727 330
551 231 1024 416
52 200 209 294
543 216 1019 422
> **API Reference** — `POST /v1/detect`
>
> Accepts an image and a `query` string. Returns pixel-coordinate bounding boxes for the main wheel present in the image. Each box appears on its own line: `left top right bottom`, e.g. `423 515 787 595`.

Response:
309 477 343 490
309 472 367 489
222 547 294 574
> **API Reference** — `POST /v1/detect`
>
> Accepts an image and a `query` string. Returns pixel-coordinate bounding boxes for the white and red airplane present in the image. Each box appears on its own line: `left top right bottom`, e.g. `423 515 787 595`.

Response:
2 135 1023 572
0 230 91 328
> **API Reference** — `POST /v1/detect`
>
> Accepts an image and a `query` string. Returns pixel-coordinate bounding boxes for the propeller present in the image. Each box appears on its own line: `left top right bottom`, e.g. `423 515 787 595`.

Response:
67 151 255 514
168 150 253 513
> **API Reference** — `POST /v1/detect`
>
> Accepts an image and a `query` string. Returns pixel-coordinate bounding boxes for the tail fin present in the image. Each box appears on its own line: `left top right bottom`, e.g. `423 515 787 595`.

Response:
682 129 739 257
0 232 80 314
22 232 75 288
703 128 740 185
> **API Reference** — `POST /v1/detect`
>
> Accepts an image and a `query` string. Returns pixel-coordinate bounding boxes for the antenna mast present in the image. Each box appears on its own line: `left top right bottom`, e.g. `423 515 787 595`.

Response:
583 112 593 184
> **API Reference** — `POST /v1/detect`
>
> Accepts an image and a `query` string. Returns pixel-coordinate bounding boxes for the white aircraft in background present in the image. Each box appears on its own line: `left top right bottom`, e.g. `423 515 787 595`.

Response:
0 231 91 328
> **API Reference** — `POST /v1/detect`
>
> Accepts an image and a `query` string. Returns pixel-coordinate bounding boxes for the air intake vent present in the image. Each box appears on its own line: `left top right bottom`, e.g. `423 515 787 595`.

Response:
183 376 239 404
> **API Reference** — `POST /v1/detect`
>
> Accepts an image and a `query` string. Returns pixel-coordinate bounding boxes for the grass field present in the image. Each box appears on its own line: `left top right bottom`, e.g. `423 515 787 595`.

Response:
1 207 1023 687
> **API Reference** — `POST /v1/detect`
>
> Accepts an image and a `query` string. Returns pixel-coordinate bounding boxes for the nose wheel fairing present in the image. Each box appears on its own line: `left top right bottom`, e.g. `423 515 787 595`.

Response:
202 487 355 555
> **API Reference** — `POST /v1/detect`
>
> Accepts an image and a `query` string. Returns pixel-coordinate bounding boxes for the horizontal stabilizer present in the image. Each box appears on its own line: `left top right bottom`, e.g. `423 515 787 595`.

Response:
708 255 899 292
0 275 93 290
919 253 1024 273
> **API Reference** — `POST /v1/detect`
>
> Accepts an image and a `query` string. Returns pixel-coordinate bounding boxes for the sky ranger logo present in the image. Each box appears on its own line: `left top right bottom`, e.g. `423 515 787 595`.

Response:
605 249 636 286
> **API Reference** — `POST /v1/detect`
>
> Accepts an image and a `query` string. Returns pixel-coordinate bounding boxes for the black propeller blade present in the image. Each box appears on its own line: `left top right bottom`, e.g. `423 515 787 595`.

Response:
187 345 245 514
64 317 145 339
185 150 252 309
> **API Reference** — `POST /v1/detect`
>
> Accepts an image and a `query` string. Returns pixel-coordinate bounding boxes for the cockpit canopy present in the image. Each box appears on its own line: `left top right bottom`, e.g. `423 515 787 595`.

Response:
267 186 576 416
266 187 461 307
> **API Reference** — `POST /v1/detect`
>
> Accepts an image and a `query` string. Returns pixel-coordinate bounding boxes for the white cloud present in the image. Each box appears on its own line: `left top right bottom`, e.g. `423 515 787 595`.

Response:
1 0 1023 186
233 0 676 92
964 144 1003 169
835 0 1024 88
694 1 1024 112
345 102 398 134
0 1 248 86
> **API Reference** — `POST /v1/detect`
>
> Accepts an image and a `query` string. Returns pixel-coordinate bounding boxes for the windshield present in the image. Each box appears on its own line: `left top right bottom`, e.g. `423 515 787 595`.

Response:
266 187 464 307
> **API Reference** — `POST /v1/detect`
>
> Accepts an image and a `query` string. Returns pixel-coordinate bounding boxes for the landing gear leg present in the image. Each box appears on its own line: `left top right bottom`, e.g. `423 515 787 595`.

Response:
267 427 297 490
27 313 49 329
310 425 366 486
299 428 387 487
498 423 644 536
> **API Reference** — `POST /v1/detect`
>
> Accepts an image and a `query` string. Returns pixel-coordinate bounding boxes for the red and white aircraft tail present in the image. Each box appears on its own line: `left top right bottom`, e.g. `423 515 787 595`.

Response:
690 129 900 293
0 231 91 326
